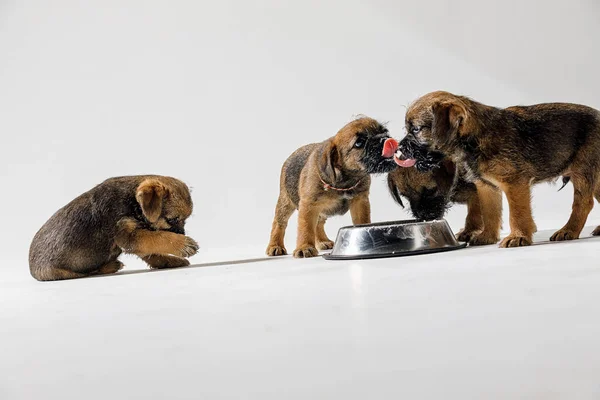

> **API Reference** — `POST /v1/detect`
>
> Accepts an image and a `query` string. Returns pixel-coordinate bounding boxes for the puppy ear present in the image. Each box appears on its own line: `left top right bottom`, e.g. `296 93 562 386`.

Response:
387 174 405 208
432 100 473 139
319 142 341 183
136 179 167 223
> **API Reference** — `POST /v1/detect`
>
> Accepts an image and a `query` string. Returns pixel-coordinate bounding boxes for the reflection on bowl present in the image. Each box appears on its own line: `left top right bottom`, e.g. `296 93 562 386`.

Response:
323 219 466 260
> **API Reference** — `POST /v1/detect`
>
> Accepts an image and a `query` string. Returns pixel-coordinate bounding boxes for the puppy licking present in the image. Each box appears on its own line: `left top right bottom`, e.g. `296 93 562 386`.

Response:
266 117 398 258
399 90 600 247
29 175 199 281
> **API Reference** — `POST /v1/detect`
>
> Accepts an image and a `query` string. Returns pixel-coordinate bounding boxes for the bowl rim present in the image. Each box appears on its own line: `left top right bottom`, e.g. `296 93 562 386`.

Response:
337 218 448 230
322 242 467 261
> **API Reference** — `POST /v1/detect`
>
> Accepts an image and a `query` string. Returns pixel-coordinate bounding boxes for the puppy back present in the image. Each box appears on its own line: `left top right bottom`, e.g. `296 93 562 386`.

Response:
281 143 322 205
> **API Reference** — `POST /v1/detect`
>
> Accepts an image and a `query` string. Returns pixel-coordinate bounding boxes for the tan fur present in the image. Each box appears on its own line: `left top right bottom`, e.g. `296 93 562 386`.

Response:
29 175 198 281
267 117 397 258
403 91 600 247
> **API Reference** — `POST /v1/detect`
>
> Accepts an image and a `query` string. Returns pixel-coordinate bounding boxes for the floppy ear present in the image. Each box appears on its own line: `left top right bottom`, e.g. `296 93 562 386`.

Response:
318 142 341 183
387 174 405 208
136 179 167 223
431 100 472 140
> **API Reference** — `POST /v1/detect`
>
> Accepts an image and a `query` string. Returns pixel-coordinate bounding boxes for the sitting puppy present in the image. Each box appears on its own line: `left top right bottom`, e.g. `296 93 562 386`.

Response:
266 117 398 258
387 156 503 244
398 90 600 247
29 175 199 281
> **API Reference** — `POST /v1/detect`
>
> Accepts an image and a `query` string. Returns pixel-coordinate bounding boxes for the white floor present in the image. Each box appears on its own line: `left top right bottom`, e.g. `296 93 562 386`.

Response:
2 227 600 400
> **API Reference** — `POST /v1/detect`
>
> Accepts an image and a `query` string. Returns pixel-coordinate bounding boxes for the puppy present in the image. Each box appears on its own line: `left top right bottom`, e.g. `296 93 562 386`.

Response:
387 157 500 243
398 90 600 247
266 117 398 258
29 175 199 281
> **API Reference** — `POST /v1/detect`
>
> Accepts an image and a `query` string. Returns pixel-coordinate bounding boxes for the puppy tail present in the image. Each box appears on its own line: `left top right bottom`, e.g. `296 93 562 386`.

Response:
387 175 405 208
558 176 571 192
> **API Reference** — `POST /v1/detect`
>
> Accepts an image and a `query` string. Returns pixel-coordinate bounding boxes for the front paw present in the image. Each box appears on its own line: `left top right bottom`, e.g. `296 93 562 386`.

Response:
468 232 500 246
179 236 199 257
317 240 334 250
266 245 287 256
550 228 579 241
456 228 482 243
499 234 532 248
293 245 319 258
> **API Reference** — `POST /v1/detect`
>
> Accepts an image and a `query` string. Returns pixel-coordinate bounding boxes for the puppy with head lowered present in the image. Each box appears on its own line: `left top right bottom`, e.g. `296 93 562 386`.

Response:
387 155 502 244
266 117 398 258
398 90 600 247
29 175 199 281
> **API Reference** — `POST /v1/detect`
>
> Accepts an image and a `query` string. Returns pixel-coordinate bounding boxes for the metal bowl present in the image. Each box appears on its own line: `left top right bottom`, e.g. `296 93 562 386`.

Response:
322 219 466 260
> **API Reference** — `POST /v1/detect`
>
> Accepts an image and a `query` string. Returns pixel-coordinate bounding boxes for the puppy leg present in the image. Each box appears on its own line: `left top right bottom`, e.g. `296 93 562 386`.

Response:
469 182 502 246
316 216 334 250
349 194 371 225
456 192 484 242
142 254 190 269
266 193 295 256
498 182 535 248
294 201 320 258
115 218 199 258
551 174 594 241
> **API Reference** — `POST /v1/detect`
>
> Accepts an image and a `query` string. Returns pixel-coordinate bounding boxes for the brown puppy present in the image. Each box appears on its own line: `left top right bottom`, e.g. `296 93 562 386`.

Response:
266 117 398 258
398 90 600 247
387 158 502 243
29 175 199 281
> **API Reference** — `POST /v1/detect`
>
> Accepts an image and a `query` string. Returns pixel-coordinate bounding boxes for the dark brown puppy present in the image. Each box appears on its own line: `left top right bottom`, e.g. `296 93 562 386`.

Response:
29 175 199 281
266 117 398 258
387 158 502 243
398 90 600 247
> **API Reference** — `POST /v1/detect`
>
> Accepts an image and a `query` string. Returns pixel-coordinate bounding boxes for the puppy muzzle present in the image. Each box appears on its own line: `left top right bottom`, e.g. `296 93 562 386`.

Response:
363 134 399 174
398 136 445 172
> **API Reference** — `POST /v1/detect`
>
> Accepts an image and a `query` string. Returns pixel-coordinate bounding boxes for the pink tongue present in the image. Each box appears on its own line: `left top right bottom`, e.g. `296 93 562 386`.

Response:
394 156 417 168
382 138 398 158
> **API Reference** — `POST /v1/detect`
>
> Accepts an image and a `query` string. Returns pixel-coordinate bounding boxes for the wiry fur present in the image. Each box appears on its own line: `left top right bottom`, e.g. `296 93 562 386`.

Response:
266 117 398 258
387 157 503 244
29 175 198 281
401 90 600 247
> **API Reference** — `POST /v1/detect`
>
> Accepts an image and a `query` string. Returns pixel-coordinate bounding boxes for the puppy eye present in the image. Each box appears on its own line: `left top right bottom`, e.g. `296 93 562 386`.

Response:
354 138 366 148
166 217 180 225
411 126 422 134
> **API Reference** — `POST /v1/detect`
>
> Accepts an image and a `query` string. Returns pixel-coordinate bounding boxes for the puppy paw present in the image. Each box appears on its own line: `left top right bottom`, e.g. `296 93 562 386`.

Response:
550 229 580 241
317 240 335 250
499 234 532 248
592 226 600 236
93 260 124 276
179 236 199 258
145 255 190 269
468 232 499 246
456 228 482 243
293 246 319 258
266 245 287 256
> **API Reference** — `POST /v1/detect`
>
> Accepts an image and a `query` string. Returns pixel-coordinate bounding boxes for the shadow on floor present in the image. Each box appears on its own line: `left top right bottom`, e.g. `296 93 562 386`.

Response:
89 256 278 279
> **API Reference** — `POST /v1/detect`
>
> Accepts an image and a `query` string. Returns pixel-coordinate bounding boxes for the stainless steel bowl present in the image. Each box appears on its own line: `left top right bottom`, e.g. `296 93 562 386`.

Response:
323 219 466 260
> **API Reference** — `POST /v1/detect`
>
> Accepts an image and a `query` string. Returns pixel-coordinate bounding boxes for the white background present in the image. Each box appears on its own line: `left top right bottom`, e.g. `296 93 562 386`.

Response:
2 3 600 399
1 0 599 274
